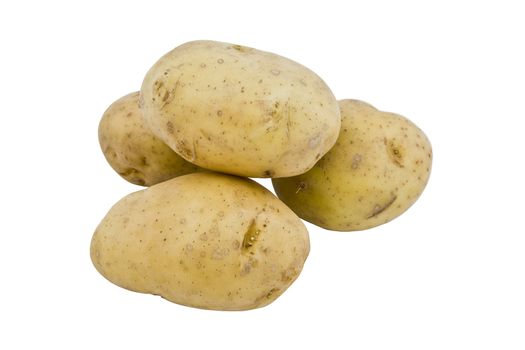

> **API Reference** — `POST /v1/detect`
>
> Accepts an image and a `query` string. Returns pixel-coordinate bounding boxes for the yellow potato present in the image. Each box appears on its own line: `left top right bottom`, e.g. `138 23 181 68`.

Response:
90 172 310 310
272 99 432 231
140 40 341 178
99 92 200 186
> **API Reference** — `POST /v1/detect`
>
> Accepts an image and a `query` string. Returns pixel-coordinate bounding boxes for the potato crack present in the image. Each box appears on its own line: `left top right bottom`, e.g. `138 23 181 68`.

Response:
367 195 397 219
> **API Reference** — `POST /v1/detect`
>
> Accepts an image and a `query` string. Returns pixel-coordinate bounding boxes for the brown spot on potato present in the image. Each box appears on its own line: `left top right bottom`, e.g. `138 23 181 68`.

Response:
296 181 307 193
217 58 224 64
154 80 164 91
281 268 296 282
176 140 195 161
367 195 397 219
265 288 280 299
387 140 404 167
242 220 260 251
162 90 170 102
231 44 252 53
262 169 275 177
166 121 174 134
118 168 145 186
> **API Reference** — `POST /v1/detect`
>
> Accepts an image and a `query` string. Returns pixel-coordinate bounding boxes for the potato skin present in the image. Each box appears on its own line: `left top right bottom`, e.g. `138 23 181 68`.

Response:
140 40 341 178
99 92 200 186
90 172 310 310
272 99 432 231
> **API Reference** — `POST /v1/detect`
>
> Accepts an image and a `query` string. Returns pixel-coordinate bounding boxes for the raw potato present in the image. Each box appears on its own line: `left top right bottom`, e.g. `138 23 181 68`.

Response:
99 92 200 186
90 172 310 310
272 99 432 231
140 40 341 178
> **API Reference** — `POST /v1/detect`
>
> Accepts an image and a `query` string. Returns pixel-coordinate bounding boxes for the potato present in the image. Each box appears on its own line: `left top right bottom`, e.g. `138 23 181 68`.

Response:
272 99 432 231
99 92 200 186
140 40 341 178
90 172 310 310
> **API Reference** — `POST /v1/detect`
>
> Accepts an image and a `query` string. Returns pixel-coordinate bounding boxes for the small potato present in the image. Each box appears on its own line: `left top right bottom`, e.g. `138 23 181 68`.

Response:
272 99 432 231
90 172 310 310
99 92 200 186
140 40 341 178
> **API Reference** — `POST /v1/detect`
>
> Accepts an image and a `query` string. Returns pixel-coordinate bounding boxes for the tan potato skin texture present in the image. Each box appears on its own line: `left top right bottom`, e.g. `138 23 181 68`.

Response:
99 92 200 186
90 172 310 310
140 40 341 178
272 100 432 231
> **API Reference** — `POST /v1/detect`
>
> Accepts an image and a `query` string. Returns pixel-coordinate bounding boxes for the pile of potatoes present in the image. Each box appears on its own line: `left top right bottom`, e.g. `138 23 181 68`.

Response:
92 40 432 311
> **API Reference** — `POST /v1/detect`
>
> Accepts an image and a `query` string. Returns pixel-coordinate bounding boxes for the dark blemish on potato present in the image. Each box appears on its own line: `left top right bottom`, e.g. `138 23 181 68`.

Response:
258 79 263 83
242 220 260 252
231 44 252 53
367 196 397 219
351 154 362 169
241 86 245 93
262 169 275 177
160 79 180 109
176 140 196 161
217 58 224 64
154 80 164 90
118 168 145 185
216 110 223 117
271 69 280 76
166 121 174 134
126 112 133 118
281 268 295 282
179 260 188 272
265 288 280 299
296 181 307 193
162 90 170 102
200 63 206 68
141 156 148 166
386 139 404 168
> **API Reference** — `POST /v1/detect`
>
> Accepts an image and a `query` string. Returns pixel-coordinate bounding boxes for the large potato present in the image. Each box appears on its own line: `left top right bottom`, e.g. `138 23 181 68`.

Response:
140 40 341 178
99 92 200 186
272 99 432 231
90 172 310 310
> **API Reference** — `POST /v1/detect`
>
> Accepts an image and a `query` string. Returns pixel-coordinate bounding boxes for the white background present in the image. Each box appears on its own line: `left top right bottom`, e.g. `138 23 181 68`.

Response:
1 1 524 349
